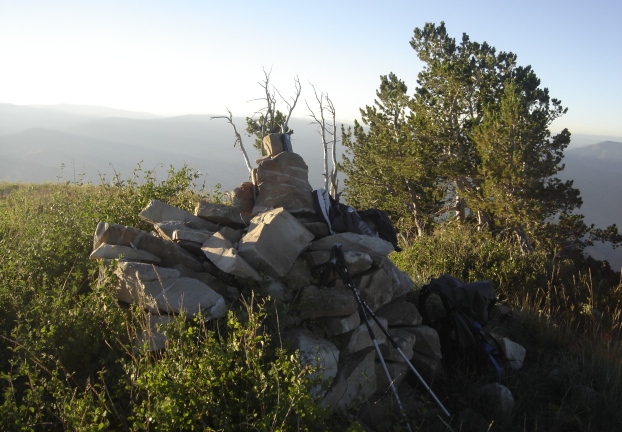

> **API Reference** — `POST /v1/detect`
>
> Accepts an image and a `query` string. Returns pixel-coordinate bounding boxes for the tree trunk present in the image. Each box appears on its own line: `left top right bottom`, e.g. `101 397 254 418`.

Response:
515 226 533 253
477 210 490 232
406 180 425 237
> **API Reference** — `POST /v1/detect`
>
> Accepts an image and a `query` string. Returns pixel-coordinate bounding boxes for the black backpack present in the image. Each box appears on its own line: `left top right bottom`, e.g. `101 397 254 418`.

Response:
312 189 366 235
312 189 399 249
418 274 504 377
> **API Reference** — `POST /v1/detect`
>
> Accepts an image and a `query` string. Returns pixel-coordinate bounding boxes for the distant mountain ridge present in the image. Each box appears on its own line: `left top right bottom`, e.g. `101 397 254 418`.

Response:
0 103 330 191
562 141 622 270
30 104 161 120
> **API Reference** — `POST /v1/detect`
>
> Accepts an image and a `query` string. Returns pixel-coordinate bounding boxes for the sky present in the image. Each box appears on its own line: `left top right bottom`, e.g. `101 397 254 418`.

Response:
1 0 621 137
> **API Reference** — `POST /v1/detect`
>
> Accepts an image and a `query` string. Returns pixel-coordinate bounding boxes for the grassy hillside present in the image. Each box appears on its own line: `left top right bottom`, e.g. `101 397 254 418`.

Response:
1 171 621 431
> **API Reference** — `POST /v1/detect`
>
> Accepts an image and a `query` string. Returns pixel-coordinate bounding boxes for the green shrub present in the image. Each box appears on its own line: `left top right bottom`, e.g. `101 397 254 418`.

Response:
125 297 329 431
392 224 549 295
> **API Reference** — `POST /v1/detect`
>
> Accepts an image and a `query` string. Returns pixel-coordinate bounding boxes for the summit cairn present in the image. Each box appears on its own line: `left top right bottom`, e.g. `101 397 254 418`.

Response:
252 134 316 215
90 133 522 421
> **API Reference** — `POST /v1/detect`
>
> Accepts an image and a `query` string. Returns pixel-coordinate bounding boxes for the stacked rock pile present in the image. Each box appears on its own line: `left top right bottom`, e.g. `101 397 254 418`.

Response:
90 133 524 419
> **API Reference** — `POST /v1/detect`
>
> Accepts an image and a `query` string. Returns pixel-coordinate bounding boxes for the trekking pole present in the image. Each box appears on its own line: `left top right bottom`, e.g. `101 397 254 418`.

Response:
329 245 412 432
332 245 451 419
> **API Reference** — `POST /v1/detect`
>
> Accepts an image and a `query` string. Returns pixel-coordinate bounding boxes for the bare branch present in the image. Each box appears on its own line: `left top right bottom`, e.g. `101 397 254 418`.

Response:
211 109 253 177
306 83 339 196
261 68 276 138
275 75 302 134
306 84 329 190
326 94 339 198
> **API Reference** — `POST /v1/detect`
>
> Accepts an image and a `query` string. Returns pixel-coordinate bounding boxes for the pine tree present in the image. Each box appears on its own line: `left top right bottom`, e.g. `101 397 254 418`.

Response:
341 22 620 254
469 79 580 250
340 73 444 238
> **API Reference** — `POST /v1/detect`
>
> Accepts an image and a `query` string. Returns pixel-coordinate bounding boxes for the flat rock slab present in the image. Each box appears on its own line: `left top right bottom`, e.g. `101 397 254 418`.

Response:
94 222 203 271
335 316 388 354
305 250 373 276
142 276 227 318
154 221 214 244
321 312 361 337
90 244 161 264
139 199 219 231
195 200 249 228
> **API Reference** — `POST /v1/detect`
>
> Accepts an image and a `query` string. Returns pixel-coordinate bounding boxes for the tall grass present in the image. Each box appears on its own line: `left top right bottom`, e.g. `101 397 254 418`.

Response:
0 168 330 431
393 223 622 431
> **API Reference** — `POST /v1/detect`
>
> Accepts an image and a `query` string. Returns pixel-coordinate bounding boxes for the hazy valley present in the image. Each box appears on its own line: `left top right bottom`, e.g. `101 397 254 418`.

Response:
1 103 620 269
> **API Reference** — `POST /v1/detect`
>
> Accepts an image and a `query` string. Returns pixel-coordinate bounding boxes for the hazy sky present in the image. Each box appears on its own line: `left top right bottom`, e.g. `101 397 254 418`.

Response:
1 0 621 136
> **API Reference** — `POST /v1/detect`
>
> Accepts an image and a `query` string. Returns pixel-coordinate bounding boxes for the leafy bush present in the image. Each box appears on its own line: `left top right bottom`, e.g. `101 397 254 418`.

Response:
125 298 329 431
392 224 550 296
0 167 331 431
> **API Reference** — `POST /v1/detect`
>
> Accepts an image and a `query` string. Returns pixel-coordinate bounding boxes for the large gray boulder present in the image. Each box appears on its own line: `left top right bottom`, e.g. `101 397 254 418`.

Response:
352 266 394 312
381 258 414 298
283 328 340 398
134 313 173 352
321 348 377 410
379 328 417 362
238 208 314 278
406 325 442 360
